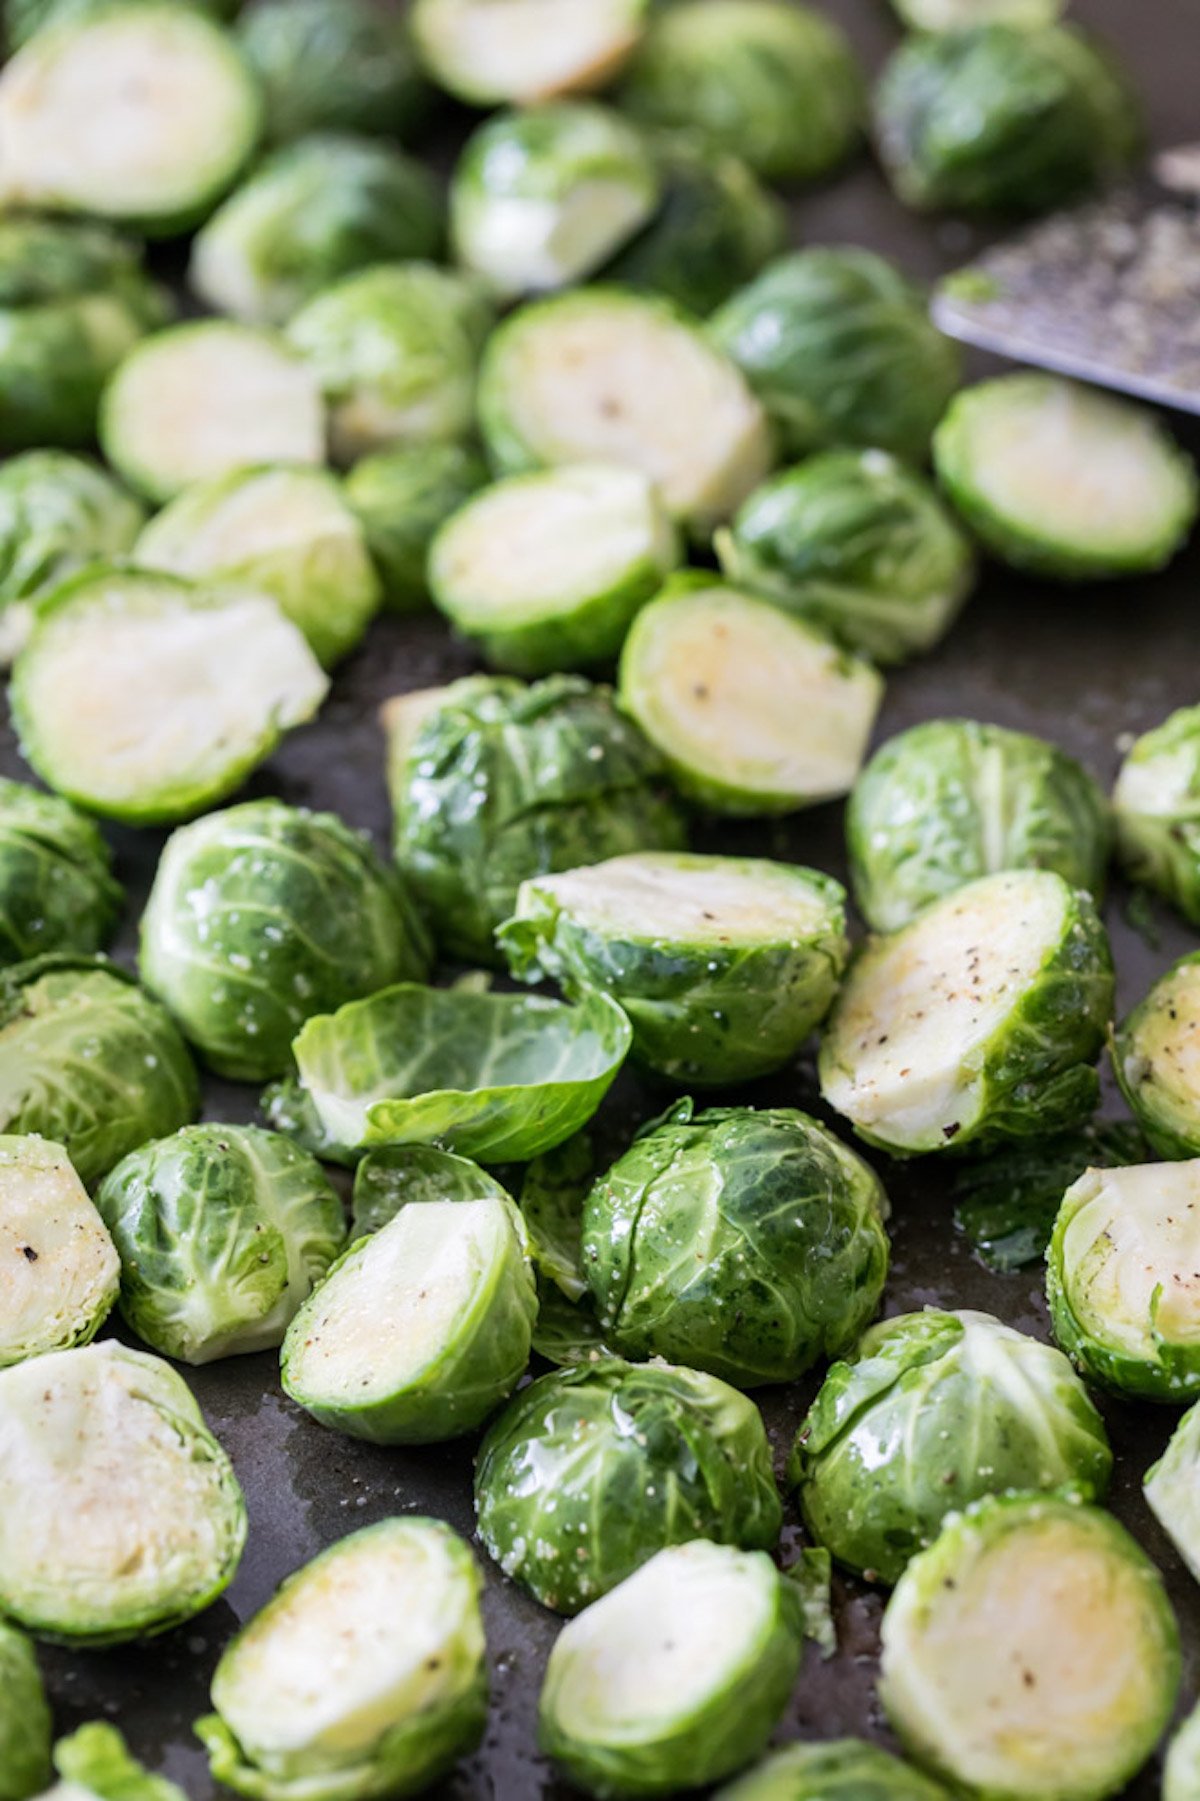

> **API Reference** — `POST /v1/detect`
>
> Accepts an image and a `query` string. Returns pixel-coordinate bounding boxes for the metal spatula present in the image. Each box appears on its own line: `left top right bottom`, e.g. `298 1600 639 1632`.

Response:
931 147 1200 413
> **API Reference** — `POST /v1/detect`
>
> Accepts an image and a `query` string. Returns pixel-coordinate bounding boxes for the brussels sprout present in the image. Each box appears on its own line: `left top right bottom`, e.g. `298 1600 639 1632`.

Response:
1167 1705 1200 1801
282 1187 535 1443
474 1358 781 1614
429 464 680 676
196 1518 485 1801
892 0 1062 26
13 571 327 827
1114 707 1200 926
0 1340 245 1643
1145 1400 1200 1585
291 983 631 1163
1048 1159 1200 1402
618 577 884 817
237 0 428 146
0 1621 50 1801
618 0 862 183
260 1075 360 1171
540 1541 804 1799
191 135 445 328
501 852 849 1085
99 321 325 505
412 0 648 106
820 870 1113 1157
351 1143 507 1239
879 1494 1180 1801
344 443 489 614
874 24 1141 217
135 466 381 669
0 778 121 964
385 673 687 965
0 1135 119 1368
716 452 975 666
42 1725 186 1801
517 1130 593 1301
709 249 961 466
714 1739 952 1801
478 288 772 534
847 719 1112 935
584 1102 888 1385
6 0 236 50
1114 955 1200 1159
0 957 197 1190
0 3 262 235
934 375 1198 579
790 1308 1111 1586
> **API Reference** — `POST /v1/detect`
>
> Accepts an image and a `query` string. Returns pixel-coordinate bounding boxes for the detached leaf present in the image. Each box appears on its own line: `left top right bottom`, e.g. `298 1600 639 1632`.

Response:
784 1546 837 1659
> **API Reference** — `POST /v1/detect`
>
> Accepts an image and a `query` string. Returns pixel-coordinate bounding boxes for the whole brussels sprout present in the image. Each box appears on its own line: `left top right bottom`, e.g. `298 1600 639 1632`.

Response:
715 1739 952 1801
717 451 976 666
474 1358 782 1614
0 1621 50 1801
709 248 962 465
384 673 687 966
584 1102 889 1386
0 1135 119 1368
1145 1399 1200 1587
1114 706 1200 925
411 0 649 107
1167 1705 1200 1801
237 0 429 145
874 24 1141 216
0 777 121 965
191 134 445 328
140 800 430 1084
43 1725 188 1801
791 1309 1112 1586
1114 955 1200 1159
344 442 489 613
847 719 1112 934
618 0 863 183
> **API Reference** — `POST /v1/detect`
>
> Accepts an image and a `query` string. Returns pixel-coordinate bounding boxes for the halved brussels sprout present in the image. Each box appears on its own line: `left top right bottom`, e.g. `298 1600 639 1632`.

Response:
709 248 961 465
584 1102 889 1386
1114 707 1200 925
1114 955 1200 1158
350 1143 507 1239
1145 1400 1200 1585
847 718 1112 934
135 465 381 669
412 0 648 106
140 799 430 1082
618 0 862 183
282 1187 535 1443
717 451 975 666
0 957 197 1189
99 321 325 505
344 443 489 614
291 983 631 1162
791 1308 1111 1586
96 1124 345 1366
714 1738 952 1801
1167 1705 1200 1801
879 1494 1180 1801
0 1340 245 1643
820 870 1113 1157
478 288 772 533
429 463 680 675
286 263 493 467
0 2 261 234
500 851 848 1085
385 673 687 965
41 1724 186 1801
618 577 884 816
0 1135 119 1368
237 0 428 145
474 1358 781 1614
0 1621 50 1801
875 24 1140 217
892 0 1062 26
1048 1160 1200 1401
934 376 1197 579
540 1541 804 1798
197 1518 486 1801
191 134 444 328
0 778 121 964
451 102 659 301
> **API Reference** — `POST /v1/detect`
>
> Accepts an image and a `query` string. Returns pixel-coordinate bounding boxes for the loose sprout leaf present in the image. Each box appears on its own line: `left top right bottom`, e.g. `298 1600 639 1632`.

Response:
237 0 429 145
529 1279 610 1368
784 1547 837 1659
350 1144 510 1240
0 1619 51 1801
411 0 649 107
0 1134 119 1368
260 1076 361 1170
51 1724 188 1801
952 1122 1148 1272
518 1130 593 1299
1145 1399 1200 1585
713 1737 955 1801
1114 707 1200 928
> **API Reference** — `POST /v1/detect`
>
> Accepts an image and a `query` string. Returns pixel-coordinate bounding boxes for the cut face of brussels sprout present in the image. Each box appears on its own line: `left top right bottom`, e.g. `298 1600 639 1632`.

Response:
0 1136 118 1369
847 718 1112 934
540 1542 804 1798
351 1144 508 1240
43 1724 186 1801
478 289 772 532
429 463 680 676
0 1620 51 1801
791 1308 1111 1586
412 0 647 105
820 870 1113 1156
100 322 325 505
501 851 848 1085
292 983 631 1162
237 0 429 145
1115 955 1200 1158
618 579 884 816
13 570 328 827
1047 1160 1200 1401
934 376 1197 579
0 1341 246 1644
713 1737 952 1801
879 1495 1180 1801
282 1191 535 1443
1114 707 1200 926
344 443 488 614
197 1519 486 1801
1167 1703 1200 1801
0 3 262 233
475 1359 781 1615
0 777 122 965
1145 1400 1200 1585
136 466 381 670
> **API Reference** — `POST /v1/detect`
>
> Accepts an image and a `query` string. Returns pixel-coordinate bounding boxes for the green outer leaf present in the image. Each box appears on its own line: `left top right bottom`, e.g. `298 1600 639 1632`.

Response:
518 1130 593 1300
351 1144 508 1239
1165 1697 1200 1801
1114 953 1200 1158
1114 706 1200 928
952 1121 1148 1272
0 451 145 635
51 1725 187 1801
0 774 122 965
260 1075 362 1170
713 1737 953 1801
1145 1398 1200 1586
784 1546 837 1658
0 1620 51 1801
530 1278 610 1367
344 443 489 614
236 0 429 145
